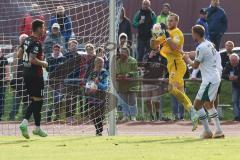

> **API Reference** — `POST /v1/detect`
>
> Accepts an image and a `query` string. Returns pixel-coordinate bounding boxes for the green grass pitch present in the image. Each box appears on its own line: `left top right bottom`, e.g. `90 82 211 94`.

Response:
1 136 240 160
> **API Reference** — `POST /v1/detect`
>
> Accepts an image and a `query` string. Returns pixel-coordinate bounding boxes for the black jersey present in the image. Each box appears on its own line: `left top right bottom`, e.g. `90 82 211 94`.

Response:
22 36 44 76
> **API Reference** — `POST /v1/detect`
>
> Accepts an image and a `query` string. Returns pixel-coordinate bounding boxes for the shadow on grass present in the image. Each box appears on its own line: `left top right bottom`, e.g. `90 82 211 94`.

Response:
119 137 203 145
160 138 204 144
0 139 37 146
119 138 174 144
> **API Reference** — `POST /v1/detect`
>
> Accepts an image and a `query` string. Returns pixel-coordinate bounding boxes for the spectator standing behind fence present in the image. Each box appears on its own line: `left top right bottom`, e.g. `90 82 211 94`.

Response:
46 44 66 121
190 8 210 79
43 23 66 59
221 41 234 69
0 48 10 121
196 8 209 40
64 40 79 123
48 6 72 43
222 54 240 121
85 57 109 136
9 34 29 121
206 0 228 51
133 0 156 62
156 3 171 24
116 47 138 121
118 7 132 44
118 33 133 57
19 4 45 43
96 47 109 71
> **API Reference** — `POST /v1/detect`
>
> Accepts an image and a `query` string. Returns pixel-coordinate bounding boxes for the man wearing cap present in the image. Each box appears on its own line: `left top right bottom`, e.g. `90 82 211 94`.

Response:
196 8 209 40
156 3 171 25
48 6 72 43
44 23 66 59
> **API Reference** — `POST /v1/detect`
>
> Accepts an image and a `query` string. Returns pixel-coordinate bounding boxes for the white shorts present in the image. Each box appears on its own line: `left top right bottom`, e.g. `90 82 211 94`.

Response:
196 82 220 102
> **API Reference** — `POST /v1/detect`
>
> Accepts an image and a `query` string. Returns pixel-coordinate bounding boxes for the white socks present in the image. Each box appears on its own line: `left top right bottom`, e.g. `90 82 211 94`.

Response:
197 108 211 132
208 107 222 132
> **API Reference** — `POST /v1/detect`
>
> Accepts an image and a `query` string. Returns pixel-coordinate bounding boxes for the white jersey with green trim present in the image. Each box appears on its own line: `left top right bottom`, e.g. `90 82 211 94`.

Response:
195 40 221 84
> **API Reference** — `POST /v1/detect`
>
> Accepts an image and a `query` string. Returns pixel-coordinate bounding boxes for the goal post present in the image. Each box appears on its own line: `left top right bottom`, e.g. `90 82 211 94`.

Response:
108 0 117 136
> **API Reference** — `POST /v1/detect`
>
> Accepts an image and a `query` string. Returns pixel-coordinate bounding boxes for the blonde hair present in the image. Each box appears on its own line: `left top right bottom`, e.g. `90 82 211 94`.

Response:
85 43 95 50
68 39 78 46
169 13 179 22
142 0 151 5
225 41 235 47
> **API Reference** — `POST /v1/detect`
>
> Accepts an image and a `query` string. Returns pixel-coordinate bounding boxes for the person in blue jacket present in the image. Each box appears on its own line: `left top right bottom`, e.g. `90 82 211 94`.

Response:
206 0 228 51
196 8 209 40
48 6 72 44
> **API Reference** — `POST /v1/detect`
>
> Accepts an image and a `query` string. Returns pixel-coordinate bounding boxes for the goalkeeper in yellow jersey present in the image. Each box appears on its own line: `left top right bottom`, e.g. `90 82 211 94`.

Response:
151 13 198 131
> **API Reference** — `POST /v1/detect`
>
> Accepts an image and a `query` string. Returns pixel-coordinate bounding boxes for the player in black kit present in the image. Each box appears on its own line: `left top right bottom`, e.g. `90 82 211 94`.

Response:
19 19 48 139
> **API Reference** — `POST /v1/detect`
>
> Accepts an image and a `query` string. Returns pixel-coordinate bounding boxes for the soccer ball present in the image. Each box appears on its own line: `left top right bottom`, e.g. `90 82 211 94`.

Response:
152 23 164 38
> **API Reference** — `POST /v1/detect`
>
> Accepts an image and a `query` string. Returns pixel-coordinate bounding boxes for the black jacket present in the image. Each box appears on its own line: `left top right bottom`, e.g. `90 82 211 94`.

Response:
118 17 132 42
143 52 167 79
222 61 240 88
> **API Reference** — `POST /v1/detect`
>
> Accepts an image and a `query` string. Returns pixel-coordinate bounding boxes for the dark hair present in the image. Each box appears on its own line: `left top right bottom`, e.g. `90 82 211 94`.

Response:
96 47 105 55
200 8 207 15
192 25 205 38
163 3 171 9
32 19 44 32
53 44 61 49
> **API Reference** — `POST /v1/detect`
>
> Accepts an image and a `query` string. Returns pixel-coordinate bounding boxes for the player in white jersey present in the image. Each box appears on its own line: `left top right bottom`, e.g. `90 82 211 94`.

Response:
183 25 224 139
212 48 223 116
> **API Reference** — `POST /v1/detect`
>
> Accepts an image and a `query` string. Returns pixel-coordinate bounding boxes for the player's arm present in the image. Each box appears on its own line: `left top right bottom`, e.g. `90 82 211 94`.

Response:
5 65 10 81
183 52 200 69
29 53 48 68
17 47 24 59
165 35 178 51
12 48 21 79
29 43 48 68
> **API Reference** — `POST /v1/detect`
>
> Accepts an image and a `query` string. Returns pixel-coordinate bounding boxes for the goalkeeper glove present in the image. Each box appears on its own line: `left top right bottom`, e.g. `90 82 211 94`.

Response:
160 23 167 30
160 23 170 39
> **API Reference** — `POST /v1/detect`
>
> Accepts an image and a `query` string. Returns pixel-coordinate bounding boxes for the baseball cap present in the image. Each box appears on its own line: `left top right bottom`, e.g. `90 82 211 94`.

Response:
52 23 60 29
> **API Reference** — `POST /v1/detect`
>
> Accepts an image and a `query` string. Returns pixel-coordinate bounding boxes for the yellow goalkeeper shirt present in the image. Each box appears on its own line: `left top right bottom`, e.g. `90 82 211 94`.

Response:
160 27 184 61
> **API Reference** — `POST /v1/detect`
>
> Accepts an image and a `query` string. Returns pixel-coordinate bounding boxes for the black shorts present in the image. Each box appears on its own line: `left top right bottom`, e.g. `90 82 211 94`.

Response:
23 74 44 97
